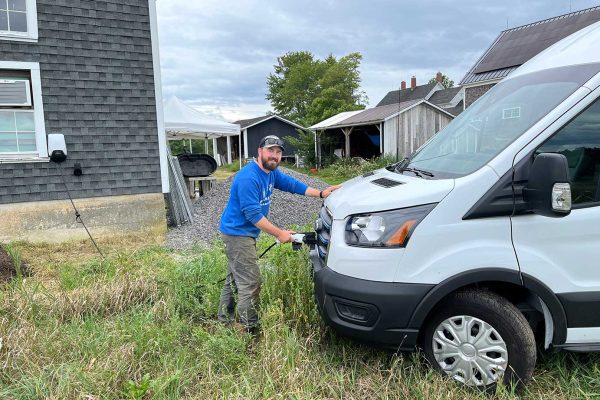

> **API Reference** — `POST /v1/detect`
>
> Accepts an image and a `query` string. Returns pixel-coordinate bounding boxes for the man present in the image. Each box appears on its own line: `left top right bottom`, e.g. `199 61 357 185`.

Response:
218 135 340 333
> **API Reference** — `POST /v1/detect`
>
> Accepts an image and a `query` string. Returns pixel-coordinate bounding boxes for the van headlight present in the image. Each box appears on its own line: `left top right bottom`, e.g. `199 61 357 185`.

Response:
345 204 436 248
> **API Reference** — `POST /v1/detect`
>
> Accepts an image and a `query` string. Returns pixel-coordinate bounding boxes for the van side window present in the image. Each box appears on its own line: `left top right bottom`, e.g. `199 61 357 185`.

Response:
537 98 600 205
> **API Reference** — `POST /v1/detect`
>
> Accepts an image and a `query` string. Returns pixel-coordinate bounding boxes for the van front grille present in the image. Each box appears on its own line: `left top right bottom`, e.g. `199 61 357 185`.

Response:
316 206 332 262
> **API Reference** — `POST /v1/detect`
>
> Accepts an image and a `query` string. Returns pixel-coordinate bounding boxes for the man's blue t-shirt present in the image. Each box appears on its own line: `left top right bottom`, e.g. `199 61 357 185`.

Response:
219 162 309 237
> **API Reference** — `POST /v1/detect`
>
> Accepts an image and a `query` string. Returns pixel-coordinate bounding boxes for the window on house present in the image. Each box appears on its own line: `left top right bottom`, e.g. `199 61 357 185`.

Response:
0 62 47 160
0 0 38 41
0 110 36 153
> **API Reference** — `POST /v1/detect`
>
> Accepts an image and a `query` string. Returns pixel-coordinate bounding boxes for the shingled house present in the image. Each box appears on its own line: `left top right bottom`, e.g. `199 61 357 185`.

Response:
460 6 600 108
0 0 168 242
376 74 464 116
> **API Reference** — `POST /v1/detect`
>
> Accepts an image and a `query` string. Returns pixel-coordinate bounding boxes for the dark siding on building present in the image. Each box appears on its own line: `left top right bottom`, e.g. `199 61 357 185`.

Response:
0 0 161 204
246 118 301 157
465 83 497 108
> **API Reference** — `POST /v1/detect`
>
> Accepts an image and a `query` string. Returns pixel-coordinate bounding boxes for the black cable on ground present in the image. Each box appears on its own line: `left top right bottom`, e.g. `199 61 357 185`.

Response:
53 162 105 259
216 240 278 284
258 241 278 259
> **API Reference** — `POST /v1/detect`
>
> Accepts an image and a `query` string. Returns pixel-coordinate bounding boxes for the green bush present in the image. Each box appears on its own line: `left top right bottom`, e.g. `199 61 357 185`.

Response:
317 155 398 184
284 129 318 166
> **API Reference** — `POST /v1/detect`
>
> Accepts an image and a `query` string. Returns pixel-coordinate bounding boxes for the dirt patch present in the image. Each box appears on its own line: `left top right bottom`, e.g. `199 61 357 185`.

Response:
0 245 30 282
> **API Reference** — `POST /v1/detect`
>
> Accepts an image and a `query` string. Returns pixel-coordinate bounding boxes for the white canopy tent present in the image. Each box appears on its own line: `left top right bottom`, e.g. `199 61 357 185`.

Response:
163 96 241 165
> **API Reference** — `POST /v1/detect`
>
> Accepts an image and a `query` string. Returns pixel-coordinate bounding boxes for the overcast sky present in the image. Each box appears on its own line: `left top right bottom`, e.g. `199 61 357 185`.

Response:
156 0 599 122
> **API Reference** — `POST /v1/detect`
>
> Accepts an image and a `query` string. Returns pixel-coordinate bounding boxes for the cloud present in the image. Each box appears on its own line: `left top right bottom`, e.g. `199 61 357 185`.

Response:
156 0 598 121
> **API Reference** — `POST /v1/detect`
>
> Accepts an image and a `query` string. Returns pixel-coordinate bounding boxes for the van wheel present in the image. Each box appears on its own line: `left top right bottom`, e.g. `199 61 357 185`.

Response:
421 289 536 391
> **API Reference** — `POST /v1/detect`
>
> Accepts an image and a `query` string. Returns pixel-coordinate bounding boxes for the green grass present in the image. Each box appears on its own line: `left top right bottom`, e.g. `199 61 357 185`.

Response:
0 237 598 399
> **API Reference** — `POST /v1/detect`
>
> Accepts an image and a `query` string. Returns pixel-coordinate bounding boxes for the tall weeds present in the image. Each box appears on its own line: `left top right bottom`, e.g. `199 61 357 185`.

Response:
0 239 597 399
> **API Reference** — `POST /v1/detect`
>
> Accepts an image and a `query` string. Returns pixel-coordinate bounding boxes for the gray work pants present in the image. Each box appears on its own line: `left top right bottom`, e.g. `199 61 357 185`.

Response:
218 234 261 328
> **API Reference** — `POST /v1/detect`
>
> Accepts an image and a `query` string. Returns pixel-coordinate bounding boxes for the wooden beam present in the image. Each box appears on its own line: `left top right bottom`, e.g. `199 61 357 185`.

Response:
342 126 354 158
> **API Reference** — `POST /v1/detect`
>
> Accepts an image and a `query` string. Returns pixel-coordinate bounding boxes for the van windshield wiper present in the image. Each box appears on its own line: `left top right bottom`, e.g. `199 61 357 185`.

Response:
387 157 408 172
400 166 434 178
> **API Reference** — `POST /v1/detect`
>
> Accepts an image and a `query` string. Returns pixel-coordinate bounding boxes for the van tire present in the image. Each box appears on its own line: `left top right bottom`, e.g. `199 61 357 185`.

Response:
420 289 536 391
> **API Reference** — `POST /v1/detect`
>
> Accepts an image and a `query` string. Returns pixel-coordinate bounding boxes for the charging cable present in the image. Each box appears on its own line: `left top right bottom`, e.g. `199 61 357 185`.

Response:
53 162 105 259
215 232 317 285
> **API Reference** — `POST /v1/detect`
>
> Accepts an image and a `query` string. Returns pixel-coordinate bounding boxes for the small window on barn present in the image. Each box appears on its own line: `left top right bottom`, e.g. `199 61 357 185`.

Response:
0 61 47 161
0 0 38 42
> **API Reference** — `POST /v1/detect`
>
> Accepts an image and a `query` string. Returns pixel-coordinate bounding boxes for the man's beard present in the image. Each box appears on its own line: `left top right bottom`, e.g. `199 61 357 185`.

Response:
261 154 280 171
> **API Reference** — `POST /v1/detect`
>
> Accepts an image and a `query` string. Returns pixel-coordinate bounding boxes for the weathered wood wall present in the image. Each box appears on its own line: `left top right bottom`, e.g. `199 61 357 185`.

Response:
383 104 452 159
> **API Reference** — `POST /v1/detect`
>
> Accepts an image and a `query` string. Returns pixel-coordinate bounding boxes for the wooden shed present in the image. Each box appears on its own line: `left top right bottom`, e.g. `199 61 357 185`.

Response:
311 100 454 162
383 101 454 158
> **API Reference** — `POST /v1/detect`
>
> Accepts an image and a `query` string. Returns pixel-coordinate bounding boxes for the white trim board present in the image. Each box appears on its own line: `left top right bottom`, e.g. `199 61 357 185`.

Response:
424 82 445 101
148 0 169 193
240 114 306 131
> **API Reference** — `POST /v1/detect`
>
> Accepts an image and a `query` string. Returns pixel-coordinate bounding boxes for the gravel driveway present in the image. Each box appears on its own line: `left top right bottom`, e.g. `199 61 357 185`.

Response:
166 167 330 250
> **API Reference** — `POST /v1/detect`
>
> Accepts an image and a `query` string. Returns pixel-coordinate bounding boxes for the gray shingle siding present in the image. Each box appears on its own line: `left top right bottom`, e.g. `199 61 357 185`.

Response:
0 0 161 205
465 83 496 108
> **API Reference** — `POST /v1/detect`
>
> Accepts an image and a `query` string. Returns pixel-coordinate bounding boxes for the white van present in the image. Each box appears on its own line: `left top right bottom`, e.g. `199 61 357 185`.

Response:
311 21 600 390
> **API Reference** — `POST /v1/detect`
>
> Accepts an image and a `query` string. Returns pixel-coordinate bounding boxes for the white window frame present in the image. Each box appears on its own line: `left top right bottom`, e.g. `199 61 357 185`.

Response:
0 61 47 162
0 0 38 42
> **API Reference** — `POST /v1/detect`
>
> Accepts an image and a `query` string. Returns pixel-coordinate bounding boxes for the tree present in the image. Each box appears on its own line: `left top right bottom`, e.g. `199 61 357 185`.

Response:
266 52 367 127
428 73 454 89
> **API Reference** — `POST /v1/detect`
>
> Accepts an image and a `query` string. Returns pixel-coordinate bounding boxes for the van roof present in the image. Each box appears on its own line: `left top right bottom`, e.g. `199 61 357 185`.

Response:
507 21 600 80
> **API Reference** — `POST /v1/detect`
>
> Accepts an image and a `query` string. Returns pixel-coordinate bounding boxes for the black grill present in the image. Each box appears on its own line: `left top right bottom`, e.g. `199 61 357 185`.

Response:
316 206 332 262
370 177 403 188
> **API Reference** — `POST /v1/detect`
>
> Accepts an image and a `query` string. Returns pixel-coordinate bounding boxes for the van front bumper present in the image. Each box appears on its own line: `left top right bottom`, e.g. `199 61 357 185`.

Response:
310 249 433 351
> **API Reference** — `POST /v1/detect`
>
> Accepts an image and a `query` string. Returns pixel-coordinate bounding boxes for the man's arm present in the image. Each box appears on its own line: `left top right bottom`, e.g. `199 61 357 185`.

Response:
255 217 294 243
305 184 341 198
274 170 341 198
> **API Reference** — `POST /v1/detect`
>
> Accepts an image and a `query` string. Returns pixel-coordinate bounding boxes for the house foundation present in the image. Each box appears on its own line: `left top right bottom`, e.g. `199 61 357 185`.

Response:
0 193 167 243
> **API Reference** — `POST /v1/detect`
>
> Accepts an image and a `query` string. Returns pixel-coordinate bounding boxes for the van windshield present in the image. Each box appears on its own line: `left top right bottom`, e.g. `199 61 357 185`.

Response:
402 64 600 178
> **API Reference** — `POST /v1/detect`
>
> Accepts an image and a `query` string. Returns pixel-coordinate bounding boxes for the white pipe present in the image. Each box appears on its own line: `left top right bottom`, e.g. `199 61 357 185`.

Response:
243 129 248 159
226 136 232 164
238 133 242 168
213 138 219 166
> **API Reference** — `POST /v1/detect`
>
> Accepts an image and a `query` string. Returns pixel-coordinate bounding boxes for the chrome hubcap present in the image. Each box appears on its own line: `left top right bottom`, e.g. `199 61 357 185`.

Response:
432 315 508 387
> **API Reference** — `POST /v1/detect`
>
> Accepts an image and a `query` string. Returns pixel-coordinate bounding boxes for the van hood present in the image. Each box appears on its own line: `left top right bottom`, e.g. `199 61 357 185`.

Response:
324 168 455 219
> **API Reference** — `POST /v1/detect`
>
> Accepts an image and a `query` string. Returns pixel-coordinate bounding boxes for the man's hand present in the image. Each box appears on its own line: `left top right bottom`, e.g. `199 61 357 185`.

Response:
305 184 343 199
321 184 341 198
276 229 295 243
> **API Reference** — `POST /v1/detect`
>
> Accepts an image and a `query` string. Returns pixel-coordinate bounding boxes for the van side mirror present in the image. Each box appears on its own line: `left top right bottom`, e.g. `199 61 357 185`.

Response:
523 153 571 217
